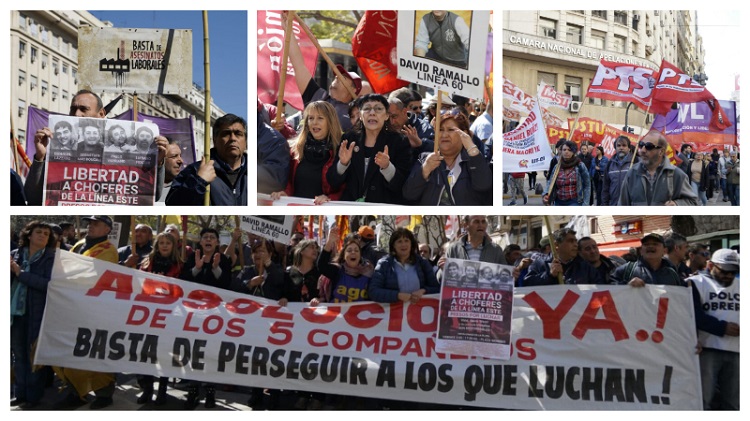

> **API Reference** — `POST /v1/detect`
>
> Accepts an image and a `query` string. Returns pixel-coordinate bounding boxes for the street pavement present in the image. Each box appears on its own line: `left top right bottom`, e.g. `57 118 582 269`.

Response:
502 174 734 206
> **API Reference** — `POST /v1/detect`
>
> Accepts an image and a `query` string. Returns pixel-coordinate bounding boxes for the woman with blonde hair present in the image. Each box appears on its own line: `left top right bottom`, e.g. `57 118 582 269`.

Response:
271 101 343 204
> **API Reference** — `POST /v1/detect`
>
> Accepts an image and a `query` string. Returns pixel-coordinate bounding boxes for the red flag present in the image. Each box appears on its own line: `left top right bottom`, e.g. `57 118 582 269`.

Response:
652 60 732 131
257 11 317 111
351 11 408 94
586 59 656 112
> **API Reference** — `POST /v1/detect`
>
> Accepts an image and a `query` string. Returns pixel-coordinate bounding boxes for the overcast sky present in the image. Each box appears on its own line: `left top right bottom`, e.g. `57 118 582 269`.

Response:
696 10 740 98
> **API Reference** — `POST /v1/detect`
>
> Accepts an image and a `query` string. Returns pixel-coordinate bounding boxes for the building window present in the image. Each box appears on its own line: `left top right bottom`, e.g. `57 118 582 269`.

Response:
42 53 48 69
591 30 606 50
62 90 69 101
53 59 59 75
539 17 557 39
18 100 26 117
632 40 638 55
18 129 25 144
41 80 48 96
72 68 78 84
41 27 49 43
30 75 37 90
537 71 556 88
30 46 37 63
614 11 628 26
52 85 59 101
71 46 78 61
19 41 26 58
19 70 26 86
566 24 582 44
29 20 38 37
62 63 68 74
565 76 582 101
590 218 599 234
613 35 626 53
60 41 67 55
19 13 27 30
592 11 607 20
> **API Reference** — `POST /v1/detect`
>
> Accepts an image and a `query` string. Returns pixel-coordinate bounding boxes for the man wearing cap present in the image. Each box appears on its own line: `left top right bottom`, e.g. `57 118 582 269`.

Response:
686 249 740 410
578 237 618 283
118 224 154 268
618 130 698 206
54 215 118 410
284 15 361 132
610 233 683 286
524 228 601 286
358 225 386 266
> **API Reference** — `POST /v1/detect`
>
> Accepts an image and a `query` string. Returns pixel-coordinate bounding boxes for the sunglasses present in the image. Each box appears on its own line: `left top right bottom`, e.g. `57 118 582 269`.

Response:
715 267 738 276
409 105 422 112
638 141 663 151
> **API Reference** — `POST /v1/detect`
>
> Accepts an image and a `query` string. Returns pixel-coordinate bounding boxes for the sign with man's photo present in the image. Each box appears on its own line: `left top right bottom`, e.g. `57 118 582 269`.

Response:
43 115 159 206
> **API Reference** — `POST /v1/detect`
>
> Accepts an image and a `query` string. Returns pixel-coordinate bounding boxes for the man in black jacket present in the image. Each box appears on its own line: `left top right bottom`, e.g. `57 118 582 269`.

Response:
524 228 602 286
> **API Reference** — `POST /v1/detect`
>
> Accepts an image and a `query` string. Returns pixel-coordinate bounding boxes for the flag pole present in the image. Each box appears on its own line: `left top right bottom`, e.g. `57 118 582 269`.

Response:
202 11 212 206
10 112 20 173
130 216 137 265
291 12 358 100
542 215 563 285
434 90 443 153
274 14 294 127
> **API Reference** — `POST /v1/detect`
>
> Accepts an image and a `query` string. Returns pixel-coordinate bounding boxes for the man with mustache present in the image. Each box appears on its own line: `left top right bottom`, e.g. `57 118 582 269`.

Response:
618 130 698 206
166 113 247 206
686 248 740 410
602 135 638 206
609 233 683 286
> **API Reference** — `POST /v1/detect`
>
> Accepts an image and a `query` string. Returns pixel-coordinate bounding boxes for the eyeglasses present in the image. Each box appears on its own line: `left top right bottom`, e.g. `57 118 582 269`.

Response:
361 106 386 114
638 141 663 151
409 105 422 112
699 251 711 257
218 129 246 138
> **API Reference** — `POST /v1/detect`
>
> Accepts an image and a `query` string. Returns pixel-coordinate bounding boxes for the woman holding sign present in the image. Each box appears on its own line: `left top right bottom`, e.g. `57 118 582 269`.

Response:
327 94 411 204
403 109 492 205
543 140 591 206
270 101 344 204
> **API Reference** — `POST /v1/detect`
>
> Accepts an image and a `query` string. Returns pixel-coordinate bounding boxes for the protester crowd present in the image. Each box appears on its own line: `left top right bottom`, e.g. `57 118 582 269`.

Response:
504 132 739 207
11 89 247 206
10 215 739 410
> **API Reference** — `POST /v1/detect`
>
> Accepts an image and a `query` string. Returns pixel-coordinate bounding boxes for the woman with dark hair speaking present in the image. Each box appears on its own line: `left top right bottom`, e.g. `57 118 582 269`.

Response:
543 140 591 206
327 94 411 204
403 108 492 205
368 228 440 304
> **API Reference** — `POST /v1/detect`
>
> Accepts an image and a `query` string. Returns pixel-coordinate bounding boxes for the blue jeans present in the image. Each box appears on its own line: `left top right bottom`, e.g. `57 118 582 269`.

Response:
720 178 727 198
11 314 47 403
700 348 739 410
691 181 708 205
728 183 740 206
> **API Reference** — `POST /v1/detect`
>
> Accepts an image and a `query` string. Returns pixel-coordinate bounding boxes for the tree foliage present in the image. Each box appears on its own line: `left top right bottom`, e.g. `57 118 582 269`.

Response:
296 10 362 42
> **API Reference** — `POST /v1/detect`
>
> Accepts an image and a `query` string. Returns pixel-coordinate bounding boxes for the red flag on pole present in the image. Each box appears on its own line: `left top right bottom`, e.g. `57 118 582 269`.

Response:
651 60 732 131
585 59 657 112
257 10 317 111
351 11 408 94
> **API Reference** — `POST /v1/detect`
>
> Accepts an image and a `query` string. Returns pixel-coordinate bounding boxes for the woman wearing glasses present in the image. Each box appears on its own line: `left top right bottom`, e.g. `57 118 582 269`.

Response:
543 140 591 206
270 101 344 205
327 94 412 204
403 109 492 205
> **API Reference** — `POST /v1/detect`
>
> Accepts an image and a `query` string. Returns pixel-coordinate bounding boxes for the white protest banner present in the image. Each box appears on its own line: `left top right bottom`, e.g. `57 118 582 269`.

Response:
437 259 514 360
502 100 554 172
43 116 159 206
397 11 490 99
538 80 572 110
36 252 702 410
240 215 295 244
503 76 534 112
257 193 393 206
78 27 192 94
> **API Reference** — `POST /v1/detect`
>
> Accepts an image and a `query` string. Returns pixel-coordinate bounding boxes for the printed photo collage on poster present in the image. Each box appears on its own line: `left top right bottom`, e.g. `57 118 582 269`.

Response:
8 8 741 411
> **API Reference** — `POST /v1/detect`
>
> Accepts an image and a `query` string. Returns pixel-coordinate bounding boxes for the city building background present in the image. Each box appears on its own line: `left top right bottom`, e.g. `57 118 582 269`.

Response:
503 10 708 134
9 10 226 159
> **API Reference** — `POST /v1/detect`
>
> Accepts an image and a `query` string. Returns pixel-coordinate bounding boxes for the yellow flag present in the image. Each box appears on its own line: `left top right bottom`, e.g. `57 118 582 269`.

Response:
408 216 423 231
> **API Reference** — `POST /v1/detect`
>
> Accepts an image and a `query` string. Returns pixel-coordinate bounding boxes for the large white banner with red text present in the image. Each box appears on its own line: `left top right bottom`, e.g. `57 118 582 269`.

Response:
36 251 701 410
